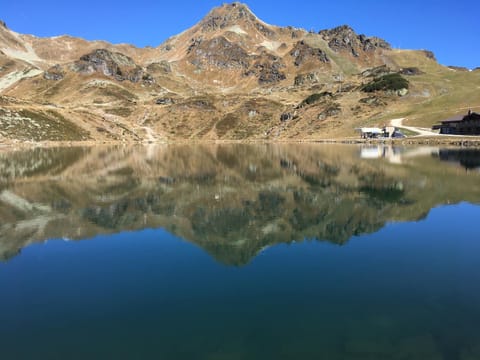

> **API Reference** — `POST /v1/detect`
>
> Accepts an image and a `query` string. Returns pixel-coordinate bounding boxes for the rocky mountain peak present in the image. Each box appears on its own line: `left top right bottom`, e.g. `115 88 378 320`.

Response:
199 2 276 38
202 2 255 27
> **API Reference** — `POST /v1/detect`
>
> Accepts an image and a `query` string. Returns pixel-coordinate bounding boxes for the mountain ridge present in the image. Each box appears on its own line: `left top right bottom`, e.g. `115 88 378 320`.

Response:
1 2 479 143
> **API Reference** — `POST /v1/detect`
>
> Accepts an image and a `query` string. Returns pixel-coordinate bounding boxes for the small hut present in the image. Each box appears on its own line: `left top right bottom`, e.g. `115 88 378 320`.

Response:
432 111 480 135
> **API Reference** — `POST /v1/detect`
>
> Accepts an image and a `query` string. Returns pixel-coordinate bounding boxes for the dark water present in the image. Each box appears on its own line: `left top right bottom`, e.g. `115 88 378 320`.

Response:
1 144 480 359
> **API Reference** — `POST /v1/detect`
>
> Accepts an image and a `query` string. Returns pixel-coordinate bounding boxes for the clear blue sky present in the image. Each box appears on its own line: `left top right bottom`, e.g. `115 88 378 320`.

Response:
2 0 478 69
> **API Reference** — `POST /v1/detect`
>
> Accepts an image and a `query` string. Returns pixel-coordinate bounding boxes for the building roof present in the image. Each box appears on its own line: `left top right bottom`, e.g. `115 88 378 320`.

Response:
441 112 480 124
358 127 383 133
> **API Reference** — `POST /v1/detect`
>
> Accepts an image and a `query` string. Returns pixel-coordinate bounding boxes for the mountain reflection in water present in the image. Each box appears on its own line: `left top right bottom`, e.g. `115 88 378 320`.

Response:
1 144 480 265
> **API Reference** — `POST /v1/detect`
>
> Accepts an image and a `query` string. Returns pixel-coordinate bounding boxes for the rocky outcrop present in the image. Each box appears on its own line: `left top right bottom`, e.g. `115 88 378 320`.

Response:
280 112 294 121
290 41 329 66
294 72 321 86
422 50 436 61
43 64 65 81
0 20 7 29
318 103 341 120
319 25 391 56
362 65 423 78
156 97 175 105
187 36 250 69
72 49 150 83
245 53 286 84
399 67 424 76
360 34 390 51
146 61 172 74
360 96 386 107
254 21 276 38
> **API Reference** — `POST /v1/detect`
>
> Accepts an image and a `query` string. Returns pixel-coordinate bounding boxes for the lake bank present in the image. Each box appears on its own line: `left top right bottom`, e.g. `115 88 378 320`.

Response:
2 134 480 150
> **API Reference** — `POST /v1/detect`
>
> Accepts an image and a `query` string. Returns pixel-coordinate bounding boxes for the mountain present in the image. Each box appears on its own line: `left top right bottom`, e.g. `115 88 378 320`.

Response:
1 3 479 143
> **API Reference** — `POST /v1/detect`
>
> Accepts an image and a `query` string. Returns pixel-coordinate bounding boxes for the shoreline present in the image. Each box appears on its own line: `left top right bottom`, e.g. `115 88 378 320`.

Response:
2 135 480 150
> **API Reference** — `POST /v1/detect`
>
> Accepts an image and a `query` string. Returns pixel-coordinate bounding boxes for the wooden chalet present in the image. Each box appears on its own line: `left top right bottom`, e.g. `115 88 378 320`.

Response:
432 111 480 135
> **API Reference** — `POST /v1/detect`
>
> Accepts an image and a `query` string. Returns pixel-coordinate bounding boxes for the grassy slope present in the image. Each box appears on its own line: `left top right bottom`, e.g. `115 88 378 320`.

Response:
370 50 480 127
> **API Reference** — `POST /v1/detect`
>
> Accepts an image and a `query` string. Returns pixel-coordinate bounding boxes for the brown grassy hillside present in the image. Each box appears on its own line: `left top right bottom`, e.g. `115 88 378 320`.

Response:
1 3 479 143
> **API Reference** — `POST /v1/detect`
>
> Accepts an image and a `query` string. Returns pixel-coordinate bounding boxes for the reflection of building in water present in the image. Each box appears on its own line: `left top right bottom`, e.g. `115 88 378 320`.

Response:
435 149 480 170
360 146 440 164
360 145 403 163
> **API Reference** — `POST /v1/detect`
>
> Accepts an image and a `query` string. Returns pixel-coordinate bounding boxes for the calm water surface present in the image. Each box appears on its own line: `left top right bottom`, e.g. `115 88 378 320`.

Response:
0 144 479 359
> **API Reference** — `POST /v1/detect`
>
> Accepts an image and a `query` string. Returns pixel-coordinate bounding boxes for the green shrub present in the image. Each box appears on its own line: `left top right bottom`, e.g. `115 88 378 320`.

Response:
361 73 409 92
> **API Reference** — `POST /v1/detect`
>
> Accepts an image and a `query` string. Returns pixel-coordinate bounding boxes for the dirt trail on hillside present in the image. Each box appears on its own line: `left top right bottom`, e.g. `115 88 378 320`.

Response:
390 118 439 136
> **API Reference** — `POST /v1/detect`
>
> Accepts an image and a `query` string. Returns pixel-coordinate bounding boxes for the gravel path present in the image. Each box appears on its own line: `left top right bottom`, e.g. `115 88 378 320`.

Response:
390 118 439 136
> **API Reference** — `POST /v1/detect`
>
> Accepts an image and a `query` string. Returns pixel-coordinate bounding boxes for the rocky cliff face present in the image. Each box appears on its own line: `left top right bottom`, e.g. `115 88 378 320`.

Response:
72 49 151 83
319 25 391 57
290 40 330 67
187 36 251 70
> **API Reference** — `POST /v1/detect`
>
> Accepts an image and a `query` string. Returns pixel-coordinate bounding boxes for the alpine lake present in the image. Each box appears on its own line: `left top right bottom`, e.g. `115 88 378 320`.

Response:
1 143 480 360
